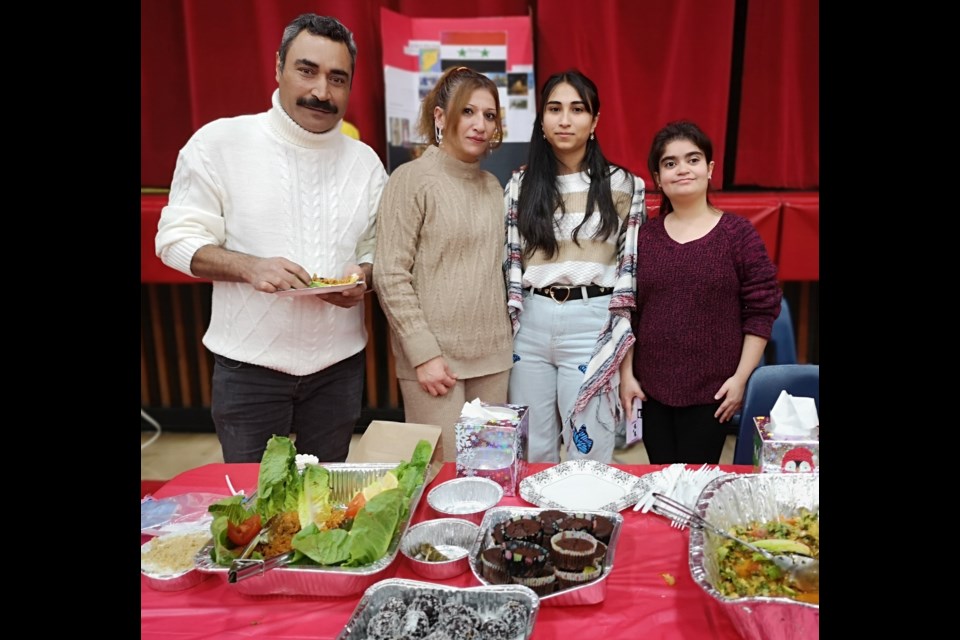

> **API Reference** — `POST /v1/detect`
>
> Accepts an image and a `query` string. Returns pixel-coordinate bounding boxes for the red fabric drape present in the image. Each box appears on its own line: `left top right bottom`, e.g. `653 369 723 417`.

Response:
140 0 818 190
734 0 819 188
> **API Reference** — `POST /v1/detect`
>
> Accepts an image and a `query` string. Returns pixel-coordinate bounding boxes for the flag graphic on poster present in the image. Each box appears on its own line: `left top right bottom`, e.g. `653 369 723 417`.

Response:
440 31 507 73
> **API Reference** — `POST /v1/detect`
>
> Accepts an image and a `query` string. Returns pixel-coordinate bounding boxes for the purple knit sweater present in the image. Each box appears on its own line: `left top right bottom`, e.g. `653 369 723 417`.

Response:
631 212 781 407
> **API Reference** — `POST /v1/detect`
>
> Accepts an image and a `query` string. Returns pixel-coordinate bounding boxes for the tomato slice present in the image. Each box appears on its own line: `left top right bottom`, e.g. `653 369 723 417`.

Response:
227 513 262 547
345 493 366 520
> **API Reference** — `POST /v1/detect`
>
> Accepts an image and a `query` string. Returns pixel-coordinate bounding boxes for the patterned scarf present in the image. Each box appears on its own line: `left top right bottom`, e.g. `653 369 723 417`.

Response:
503 167 647 437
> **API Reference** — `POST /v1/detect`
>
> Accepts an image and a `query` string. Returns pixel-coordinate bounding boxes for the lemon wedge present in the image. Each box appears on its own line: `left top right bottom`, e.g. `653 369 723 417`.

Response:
362 472 399 501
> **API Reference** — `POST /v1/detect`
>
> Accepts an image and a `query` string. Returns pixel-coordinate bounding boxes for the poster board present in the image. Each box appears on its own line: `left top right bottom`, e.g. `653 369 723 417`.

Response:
380 8 534 186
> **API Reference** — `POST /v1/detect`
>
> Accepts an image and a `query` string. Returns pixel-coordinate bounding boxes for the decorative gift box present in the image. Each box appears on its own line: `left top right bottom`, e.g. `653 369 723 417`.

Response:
455 401 529 496
752 416 819 474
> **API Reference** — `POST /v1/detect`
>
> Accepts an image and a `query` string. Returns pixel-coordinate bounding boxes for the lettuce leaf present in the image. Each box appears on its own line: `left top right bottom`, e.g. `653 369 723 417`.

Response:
344 488 405 567
256 436 301 522
297 464 334 530
291 522 352 565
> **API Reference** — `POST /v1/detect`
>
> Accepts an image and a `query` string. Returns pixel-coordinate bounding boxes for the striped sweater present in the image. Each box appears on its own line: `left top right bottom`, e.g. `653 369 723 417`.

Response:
504 166 647 429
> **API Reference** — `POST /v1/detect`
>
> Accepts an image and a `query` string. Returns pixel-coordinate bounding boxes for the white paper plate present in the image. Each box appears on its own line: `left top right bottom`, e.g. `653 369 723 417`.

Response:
275 281 364 297
518 460 644 512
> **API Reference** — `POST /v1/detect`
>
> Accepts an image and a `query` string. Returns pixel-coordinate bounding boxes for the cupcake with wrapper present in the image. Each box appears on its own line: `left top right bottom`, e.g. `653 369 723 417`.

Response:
590 514 614 544
556 513 595 534
537 509 569 538
502 540 549 578
511 560 557 596
480 546 509 584
549 530 600 571
501 515 543 546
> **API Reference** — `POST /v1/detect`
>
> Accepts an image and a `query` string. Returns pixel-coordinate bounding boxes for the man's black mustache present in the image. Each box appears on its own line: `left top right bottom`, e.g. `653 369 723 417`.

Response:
297 97 338 114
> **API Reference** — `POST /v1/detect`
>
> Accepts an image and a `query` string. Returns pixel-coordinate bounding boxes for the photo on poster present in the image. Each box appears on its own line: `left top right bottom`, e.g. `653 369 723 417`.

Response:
508 72 531 96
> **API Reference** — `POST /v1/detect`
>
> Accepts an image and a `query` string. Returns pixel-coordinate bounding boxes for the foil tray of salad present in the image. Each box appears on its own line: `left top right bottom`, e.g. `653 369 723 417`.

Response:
194 435 433 597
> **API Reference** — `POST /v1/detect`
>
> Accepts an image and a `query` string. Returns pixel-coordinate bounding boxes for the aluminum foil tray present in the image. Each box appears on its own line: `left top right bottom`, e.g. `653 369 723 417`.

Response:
336 578 539 640
468 506 623 606
194 463 426 597
689 473 819 640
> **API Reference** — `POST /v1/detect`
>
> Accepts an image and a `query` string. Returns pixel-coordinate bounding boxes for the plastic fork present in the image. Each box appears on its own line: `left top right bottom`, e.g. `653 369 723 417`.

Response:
651 492 819 592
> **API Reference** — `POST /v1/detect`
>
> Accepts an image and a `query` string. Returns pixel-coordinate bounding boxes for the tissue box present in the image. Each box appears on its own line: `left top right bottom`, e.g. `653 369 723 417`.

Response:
455 402 529 496
752 416 819 474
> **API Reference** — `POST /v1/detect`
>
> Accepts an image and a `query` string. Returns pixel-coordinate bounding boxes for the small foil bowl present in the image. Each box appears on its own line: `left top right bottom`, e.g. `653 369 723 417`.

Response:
141 531 212 592
400 518 479 580
427 476 503 524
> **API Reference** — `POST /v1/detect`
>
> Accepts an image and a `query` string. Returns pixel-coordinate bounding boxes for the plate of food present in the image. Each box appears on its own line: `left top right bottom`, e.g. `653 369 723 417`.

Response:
275 273 364 297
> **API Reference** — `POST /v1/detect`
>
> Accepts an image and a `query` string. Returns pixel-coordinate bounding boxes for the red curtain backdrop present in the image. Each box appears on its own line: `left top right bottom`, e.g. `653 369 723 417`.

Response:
734 0 819 188
141 0 818 191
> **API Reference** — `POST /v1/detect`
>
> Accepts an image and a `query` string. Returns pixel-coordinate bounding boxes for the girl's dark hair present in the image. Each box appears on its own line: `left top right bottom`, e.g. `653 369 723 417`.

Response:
416 66 503 150
647 120 714 215
517 69 623 259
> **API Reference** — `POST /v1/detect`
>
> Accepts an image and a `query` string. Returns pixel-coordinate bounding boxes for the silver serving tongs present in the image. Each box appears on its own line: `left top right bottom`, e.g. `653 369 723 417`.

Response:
227 514 296 583
651 492 819 591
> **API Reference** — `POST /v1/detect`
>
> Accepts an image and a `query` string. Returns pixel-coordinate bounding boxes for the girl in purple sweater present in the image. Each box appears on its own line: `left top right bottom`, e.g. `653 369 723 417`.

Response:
618 121 781 463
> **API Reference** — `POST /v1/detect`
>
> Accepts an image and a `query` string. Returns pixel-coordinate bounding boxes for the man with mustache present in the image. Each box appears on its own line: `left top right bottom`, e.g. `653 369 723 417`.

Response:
156 14 388 464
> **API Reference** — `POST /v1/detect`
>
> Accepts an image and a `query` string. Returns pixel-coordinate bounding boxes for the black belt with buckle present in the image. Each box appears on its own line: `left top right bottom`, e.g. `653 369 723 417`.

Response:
528 284 612 304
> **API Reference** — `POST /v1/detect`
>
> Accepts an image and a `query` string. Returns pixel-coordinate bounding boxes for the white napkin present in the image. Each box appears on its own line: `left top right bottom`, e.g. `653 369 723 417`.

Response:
460 398 519 423
769 390 819 437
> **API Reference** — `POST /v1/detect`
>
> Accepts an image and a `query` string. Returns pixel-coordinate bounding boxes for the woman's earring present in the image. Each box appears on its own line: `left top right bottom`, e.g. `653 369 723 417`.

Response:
435 125 443 145
590 132 595 141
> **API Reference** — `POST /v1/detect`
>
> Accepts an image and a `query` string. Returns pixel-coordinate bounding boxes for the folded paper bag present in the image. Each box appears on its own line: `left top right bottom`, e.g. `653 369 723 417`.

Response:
769 390 819 437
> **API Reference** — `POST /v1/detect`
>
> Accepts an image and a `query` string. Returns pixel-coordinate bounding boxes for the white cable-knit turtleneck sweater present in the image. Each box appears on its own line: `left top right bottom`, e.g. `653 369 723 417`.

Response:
155 89 388 375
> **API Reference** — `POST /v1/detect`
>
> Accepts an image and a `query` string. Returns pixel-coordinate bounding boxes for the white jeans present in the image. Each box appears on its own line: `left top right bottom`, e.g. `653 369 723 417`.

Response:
508 289 613 463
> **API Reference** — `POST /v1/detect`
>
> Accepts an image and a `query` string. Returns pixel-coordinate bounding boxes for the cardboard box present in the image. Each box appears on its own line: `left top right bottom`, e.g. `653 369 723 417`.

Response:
455 403 529 496
752 416 819 474
347 420 444 485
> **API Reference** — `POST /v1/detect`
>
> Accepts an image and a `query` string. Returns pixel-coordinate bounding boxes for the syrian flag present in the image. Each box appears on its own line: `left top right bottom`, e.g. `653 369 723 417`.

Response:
440 31 507 73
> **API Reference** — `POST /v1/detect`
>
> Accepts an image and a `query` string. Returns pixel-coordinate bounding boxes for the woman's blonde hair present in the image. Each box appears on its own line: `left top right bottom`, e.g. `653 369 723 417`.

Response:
417 66 503 150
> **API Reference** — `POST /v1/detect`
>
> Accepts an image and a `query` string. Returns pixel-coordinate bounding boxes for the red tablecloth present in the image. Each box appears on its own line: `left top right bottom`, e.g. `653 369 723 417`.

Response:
142 462 753 639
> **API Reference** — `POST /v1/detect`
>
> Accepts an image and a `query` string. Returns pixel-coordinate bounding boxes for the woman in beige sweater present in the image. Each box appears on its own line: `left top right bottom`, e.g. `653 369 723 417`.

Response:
374 66 514 461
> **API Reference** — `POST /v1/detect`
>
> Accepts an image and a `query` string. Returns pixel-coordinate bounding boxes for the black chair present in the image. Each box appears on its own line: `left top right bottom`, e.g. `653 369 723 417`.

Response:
732 364 820 465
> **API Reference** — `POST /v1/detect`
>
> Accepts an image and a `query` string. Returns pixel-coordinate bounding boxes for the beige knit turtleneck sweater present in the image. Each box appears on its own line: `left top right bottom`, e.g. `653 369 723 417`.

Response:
373 145 513 380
